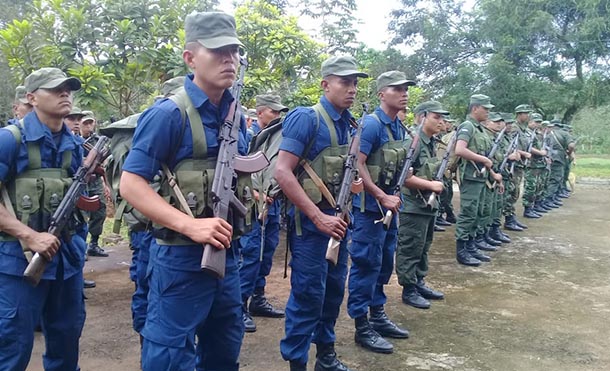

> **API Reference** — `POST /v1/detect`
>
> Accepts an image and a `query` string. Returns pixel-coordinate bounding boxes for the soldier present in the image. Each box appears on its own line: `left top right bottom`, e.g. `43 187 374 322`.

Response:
543 119 575 208
119 12 246 370
347 71 412 354
521 113 548 219
454 94 502 266
64 106 86 135
275 55 367 371
438 117 458 224
0 67 86 370
240 94 288 333
396 100 448 309
560 123 576 197
80 111 111 257
7 86 34 126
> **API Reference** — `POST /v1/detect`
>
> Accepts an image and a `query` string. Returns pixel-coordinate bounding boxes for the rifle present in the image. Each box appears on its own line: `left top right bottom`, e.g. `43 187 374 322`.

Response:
473 127 506 176
541 130 552 171
522 130 536 167
424 131 458 206
200 53 270 278
379 132 420 229
499 133 520 174
257 186 272 262
325 104 366 265
23 136 110 286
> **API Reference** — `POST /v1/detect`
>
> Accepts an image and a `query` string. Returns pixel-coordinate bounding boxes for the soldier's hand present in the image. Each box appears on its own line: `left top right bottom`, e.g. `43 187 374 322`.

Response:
482 158 493 169
508 152 520 161
430 180 444 194
523 152 532 159
492 172 503 183
25 232 60 261
380 194 402 214
497 182 505 194
186 218 233 250
314 213 347 241
266 196 274 204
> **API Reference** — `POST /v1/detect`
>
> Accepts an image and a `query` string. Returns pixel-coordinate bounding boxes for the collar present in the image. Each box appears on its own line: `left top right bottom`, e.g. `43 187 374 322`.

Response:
373 106 394 125
22 111 79 152
320 95 353 123
417 126 432 145
184 74 234 110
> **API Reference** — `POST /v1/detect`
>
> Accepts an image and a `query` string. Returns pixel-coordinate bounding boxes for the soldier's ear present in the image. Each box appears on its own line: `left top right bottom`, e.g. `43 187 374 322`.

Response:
182 49 196 69
320 79 329 92
26 92 37 106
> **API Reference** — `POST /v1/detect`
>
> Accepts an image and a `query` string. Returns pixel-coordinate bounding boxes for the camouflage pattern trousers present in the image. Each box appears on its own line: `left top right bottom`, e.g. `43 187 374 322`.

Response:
522 167 545 207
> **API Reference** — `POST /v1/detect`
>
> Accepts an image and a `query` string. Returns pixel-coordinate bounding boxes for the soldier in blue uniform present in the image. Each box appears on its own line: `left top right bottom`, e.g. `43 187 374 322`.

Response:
347 71 412 355
0 67 87 371
275 56 367 371
120 12 247 371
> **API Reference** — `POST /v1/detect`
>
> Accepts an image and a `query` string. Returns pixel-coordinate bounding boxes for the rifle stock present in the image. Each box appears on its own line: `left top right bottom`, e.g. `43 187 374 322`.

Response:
425 132 458 207
23 136 110 286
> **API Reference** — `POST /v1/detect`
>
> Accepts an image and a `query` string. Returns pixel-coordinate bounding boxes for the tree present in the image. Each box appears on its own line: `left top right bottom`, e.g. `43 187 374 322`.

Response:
299 0 360 54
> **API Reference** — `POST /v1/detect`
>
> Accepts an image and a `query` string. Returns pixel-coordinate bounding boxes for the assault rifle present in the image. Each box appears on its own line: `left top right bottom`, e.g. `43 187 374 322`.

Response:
24 136 110 286
424 131 458 206
200 53 270 278
522 130 536 167
325 104 366 265
474 127 506 176
541 130 552 171
499 133 520 174
379 132 420 229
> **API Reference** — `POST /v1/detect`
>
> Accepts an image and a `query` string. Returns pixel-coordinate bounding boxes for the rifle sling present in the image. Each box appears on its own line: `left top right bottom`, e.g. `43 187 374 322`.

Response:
299 160 336 208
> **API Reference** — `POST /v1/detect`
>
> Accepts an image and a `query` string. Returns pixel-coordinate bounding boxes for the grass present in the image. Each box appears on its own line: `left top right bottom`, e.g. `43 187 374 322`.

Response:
100 216 130 242
572 156 610 179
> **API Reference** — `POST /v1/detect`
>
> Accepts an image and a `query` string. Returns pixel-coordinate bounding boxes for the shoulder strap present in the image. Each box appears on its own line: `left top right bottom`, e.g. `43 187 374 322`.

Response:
170 89 206 160
313 103 338 147
4 123 22 145
368 113 396 141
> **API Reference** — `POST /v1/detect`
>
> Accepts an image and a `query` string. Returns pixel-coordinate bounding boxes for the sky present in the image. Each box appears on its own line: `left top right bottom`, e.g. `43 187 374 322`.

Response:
218 0 404 50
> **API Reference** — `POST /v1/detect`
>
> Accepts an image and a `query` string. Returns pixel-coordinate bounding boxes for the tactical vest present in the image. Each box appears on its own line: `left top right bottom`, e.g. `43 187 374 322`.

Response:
297 104 349 208
154 89 254 245
457 119 493 182
0 123 75 241
364 113 407 189
403 132 441 203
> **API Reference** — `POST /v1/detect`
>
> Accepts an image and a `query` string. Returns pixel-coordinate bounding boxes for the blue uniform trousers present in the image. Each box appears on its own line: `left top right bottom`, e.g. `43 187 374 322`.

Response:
239 213 280 298
141 244 243 371
130 230 152 333
0 271 85 371
347 210 397 319
280 214 349 364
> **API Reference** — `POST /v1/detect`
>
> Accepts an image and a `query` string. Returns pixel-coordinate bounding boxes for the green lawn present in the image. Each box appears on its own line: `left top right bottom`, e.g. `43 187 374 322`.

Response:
572 156 610 178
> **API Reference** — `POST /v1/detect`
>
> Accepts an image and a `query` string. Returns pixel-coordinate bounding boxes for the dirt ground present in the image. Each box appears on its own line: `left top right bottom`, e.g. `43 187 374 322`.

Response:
29 184 610 371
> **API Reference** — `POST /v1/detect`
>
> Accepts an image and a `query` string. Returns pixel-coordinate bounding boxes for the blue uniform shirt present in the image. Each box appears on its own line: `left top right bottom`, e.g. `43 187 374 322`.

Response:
0 111 85 279
122 74 248 272
353 107 406 213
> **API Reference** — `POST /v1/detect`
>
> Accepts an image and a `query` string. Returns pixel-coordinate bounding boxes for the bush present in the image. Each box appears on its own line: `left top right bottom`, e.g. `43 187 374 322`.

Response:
573 105 610 154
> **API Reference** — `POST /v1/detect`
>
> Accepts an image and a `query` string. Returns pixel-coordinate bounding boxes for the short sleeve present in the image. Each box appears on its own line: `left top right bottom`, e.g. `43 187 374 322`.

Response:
456 121 474 142
279 108 316 158
359 116 381 156
0 128 18 182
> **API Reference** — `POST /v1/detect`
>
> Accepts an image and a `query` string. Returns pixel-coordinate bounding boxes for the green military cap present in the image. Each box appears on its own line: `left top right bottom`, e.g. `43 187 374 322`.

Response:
488 112 503 122
413 100 450 116
501 113 515 123
256 94 288 112
514 104 532 113
82 110 95 122
246 108 257 119
530 113 543 122
15 86 28 104
185 11 244 49
470 94 494 109
541 120 550 127
24 67 81 93
321 56 368 78
376 70 416 91
66 106 85 117
161 76 185 96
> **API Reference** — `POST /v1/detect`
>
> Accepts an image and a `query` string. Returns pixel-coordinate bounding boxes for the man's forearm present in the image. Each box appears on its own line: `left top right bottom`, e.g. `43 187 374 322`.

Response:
275 167 324 223
0 203 35 241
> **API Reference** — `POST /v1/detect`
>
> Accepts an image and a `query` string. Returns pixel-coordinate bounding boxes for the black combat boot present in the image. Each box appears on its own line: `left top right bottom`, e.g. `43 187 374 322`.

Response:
242 301 256 333
537 201 552 212
401 284 431 309
533 202 548 213
416 277 444 300
445 209 457 224
434 224 446 232
290 361 307 371
513 216 528 229
543 197 559 209
474 234 497 252
504 215 524 231
557 190 570 198
84 279 96 289
466 239 491 262
553 195 564 206
523 207 542 219
456 239 481 267
87 241 109 257
249 287 285 318
484 230 502 246
436 216 452 226
314 343 355 371
354 316 393 354
490 224 511 243
369 306 409 338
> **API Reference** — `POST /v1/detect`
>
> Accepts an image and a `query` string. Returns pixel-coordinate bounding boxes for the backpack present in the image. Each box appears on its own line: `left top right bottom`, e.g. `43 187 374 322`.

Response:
248 117 284 199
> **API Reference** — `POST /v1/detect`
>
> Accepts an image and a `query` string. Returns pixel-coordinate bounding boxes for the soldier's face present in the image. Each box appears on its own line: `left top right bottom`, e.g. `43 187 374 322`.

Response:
322 75 358 111
380 85 408 111
517 112 529 123
472 105 489 122
64 116 82 133
28 83 73 119
81 119 96 138
423 112 444 134
257 107 280 128
186 44 240 92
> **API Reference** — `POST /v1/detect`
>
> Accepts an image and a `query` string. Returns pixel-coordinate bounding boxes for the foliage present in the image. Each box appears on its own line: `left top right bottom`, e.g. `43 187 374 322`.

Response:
299 0 360 54
572 104 610 154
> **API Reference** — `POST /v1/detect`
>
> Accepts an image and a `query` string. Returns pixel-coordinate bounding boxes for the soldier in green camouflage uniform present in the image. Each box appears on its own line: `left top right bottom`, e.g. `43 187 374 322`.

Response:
454 95 501 267
437 117 457 224
543 119 576 207
535 121 553 212
560 124 576 196
522 113 548 219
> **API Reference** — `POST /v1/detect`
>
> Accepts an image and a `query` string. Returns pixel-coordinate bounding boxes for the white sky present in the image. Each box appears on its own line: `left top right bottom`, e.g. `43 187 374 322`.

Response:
218 0 404 50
